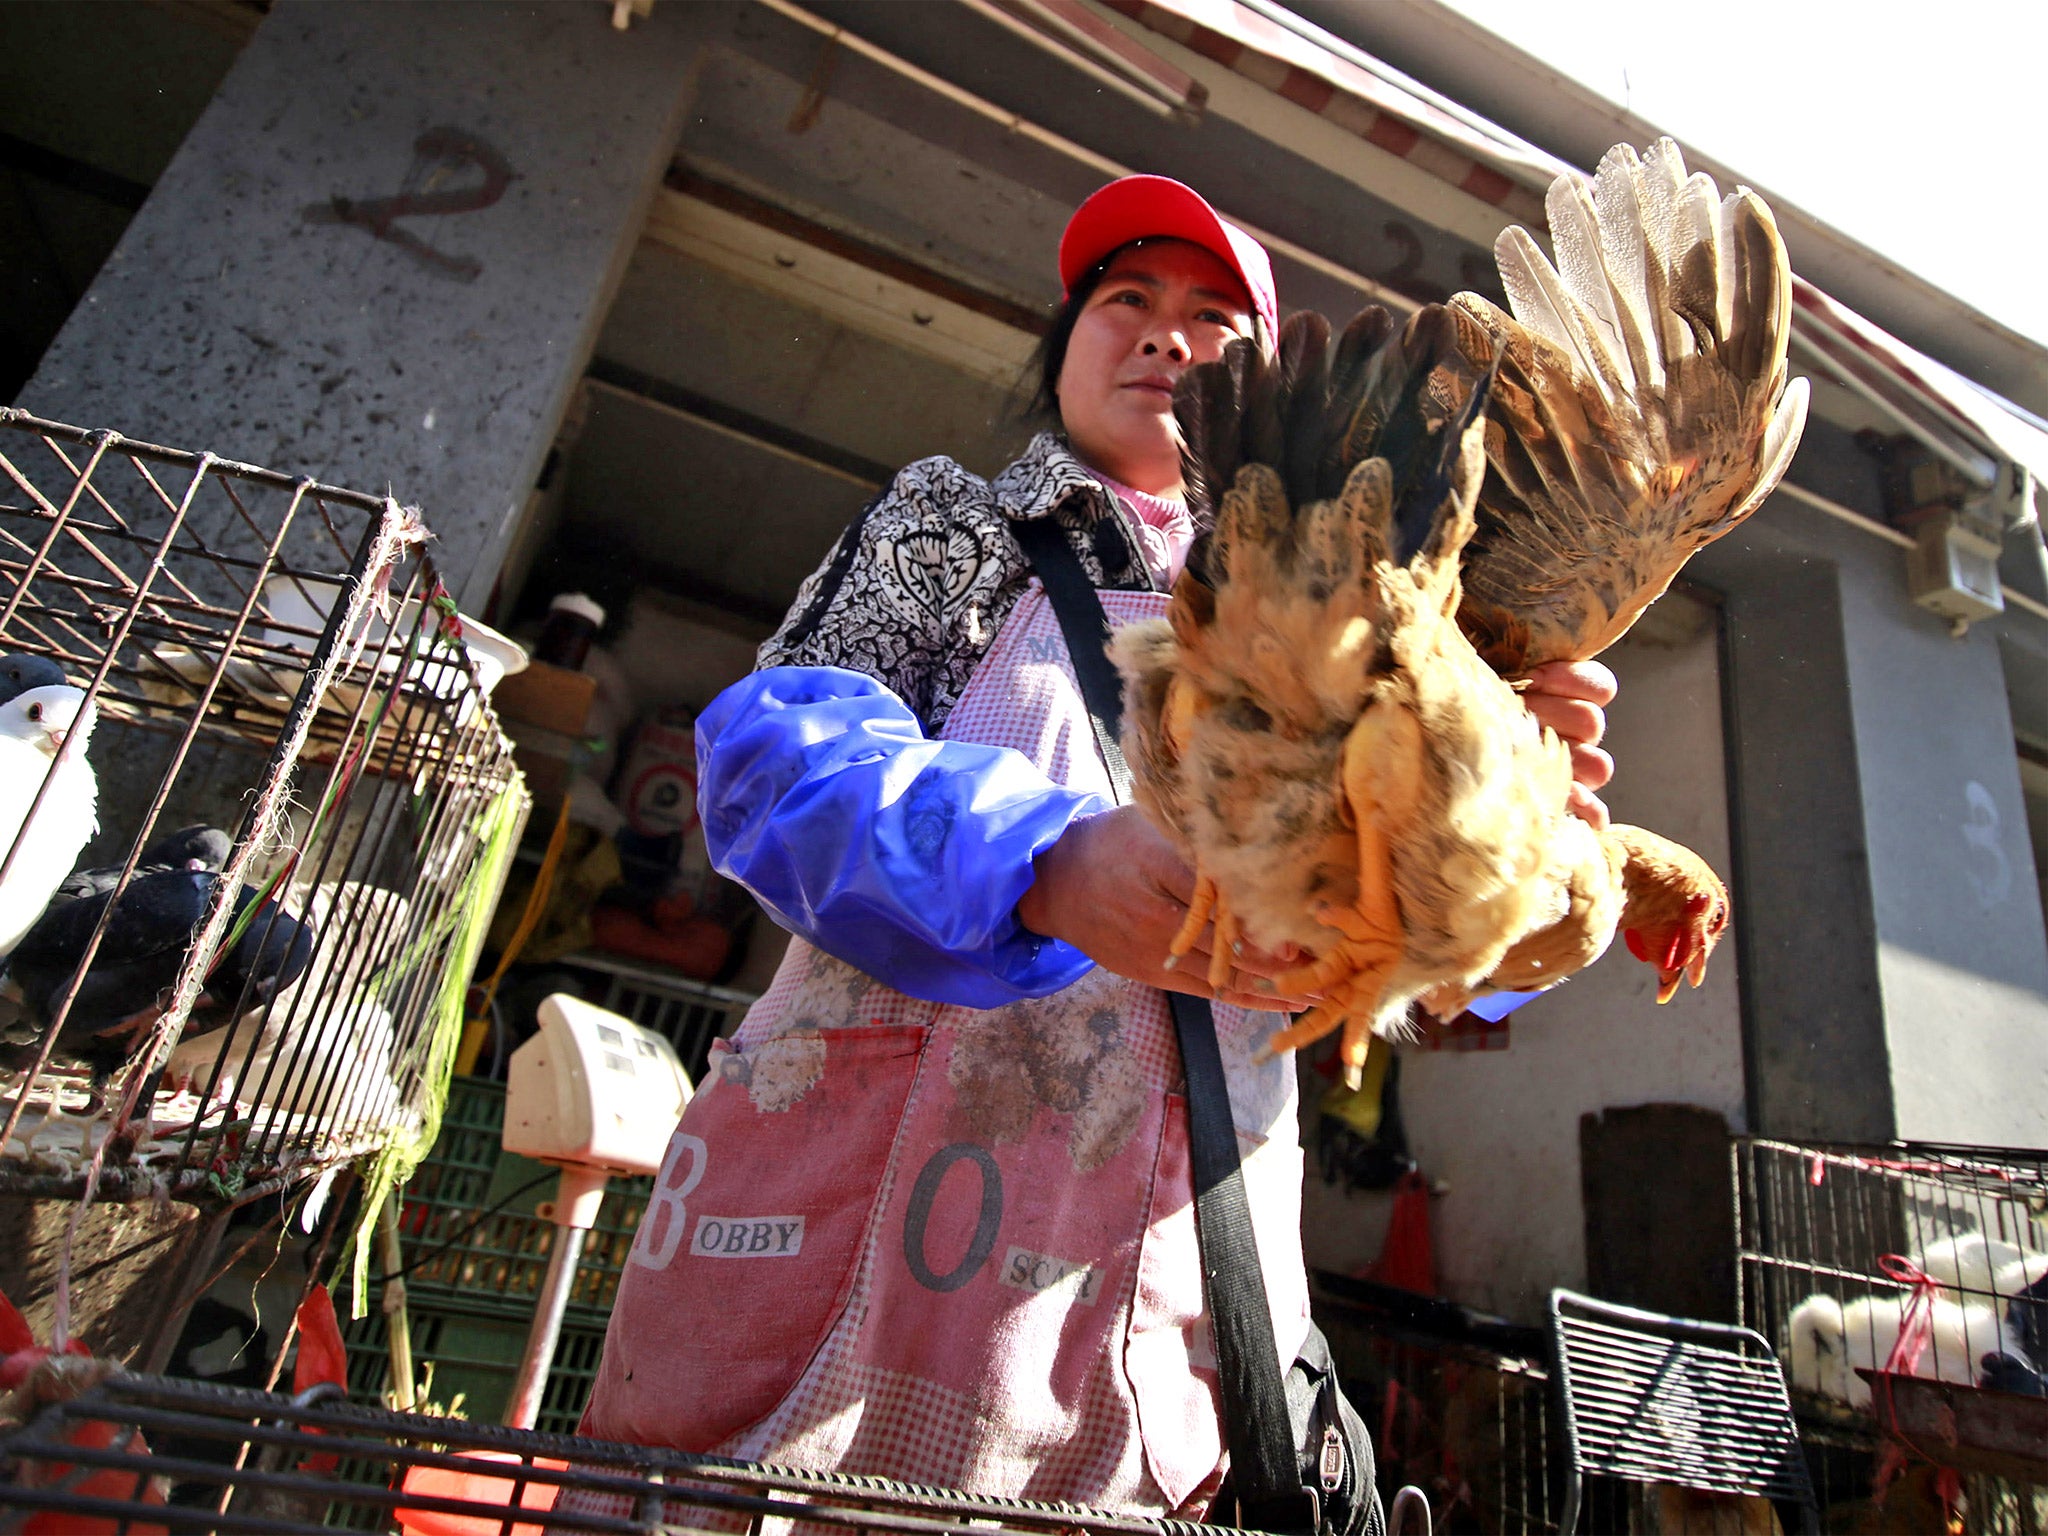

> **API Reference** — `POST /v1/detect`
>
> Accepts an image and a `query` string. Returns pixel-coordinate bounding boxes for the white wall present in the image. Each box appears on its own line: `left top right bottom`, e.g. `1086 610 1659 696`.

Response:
1301 589 1745 1323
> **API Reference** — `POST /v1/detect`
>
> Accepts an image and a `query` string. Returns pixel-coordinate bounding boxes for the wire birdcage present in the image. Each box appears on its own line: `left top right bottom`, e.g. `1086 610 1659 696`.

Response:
0 1372 1240 1535
0 411 525 1318
1735 1136 2048 1529
1312 1270 1561 1533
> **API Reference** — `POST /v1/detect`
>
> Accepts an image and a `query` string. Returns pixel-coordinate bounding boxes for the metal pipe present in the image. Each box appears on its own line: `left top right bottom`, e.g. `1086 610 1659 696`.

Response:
505 1225 587 1431
952 0 1184 119
1788 329 1996 486
1771 477 2048 624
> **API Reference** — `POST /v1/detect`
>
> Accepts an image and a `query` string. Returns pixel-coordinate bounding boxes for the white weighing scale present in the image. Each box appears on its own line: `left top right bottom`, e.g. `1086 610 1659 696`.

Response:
499 992 691 1429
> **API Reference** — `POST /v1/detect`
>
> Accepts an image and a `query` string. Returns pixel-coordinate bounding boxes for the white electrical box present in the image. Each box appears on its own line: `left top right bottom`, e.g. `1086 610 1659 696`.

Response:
1908 509 2005 625
503 994 691 1175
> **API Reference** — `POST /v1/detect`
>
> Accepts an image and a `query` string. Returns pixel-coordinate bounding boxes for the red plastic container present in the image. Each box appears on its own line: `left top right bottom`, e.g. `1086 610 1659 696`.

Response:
395 1450 567 1536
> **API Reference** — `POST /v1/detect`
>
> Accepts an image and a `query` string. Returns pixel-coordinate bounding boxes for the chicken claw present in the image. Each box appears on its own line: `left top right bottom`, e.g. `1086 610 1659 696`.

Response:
1165 870 1244 992
1261 970 1387 1088
1272 901 1402 995
1164 870 1218 971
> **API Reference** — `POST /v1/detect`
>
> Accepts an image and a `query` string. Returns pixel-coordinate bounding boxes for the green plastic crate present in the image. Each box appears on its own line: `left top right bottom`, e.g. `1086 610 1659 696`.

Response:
394 1077 653 1321
341 1300 607 1435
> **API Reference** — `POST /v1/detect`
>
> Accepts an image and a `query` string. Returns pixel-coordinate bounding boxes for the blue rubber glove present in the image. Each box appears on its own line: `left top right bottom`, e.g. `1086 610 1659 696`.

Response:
1466 990 1538 1022
696 666 1107 1009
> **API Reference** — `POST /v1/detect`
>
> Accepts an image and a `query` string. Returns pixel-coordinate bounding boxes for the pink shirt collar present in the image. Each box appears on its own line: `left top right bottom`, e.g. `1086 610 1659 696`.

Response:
1089 470 1195 589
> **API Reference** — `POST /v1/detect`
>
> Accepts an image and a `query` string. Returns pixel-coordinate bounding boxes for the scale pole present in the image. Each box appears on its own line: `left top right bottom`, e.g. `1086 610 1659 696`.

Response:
505 1164 610 1429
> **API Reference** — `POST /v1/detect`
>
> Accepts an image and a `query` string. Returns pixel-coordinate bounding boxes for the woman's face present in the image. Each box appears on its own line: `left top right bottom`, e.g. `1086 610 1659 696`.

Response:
1055 239 1256 497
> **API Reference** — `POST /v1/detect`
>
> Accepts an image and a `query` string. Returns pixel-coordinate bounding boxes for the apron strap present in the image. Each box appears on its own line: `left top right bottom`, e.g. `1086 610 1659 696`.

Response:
1013 512 1318 1534
1011 516 1133 804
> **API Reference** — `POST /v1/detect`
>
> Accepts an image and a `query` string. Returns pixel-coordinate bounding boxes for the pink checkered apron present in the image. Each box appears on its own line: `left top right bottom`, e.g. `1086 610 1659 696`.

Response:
577 583 1309 1517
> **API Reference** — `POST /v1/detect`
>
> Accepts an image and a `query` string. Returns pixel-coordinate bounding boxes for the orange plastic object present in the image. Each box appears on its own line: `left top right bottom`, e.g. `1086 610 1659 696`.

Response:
395 1451 567 1536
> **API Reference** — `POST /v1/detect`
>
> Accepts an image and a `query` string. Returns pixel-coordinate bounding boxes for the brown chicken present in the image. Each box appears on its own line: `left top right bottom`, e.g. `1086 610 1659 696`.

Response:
1109 140 1800 1083
1452 139 1809 675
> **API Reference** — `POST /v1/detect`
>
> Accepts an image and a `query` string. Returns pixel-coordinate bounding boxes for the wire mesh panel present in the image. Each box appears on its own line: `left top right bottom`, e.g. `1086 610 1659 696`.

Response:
1736 1137 2048 1529
1313 1271 1561 1533
341 1299 608 1436
0 411 526 1210
571 951 755 1083
1548 1289 1818 1534
0 1373 1243 1535
1736 1139 2048 1411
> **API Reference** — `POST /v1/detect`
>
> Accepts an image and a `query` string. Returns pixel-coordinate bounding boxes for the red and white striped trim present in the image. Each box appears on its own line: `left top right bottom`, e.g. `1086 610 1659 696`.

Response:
1098 0 1548 225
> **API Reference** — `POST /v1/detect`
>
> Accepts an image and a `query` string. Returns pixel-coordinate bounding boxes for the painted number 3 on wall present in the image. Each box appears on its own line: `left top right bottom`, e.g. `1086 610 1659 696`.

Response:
1963 780 2012 907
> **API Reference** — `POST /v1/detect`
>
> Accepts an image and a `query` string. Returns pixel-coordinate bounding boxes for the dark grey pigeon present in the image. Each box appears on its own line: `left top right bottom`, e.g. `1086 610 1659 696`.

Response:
0 654 68 706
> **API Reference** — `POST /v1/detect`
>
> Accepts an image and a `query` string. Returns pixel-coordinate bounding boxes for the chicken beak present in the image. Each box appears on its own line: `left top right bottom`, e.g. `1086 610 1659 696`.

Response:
1655 969 1682 1005
1686 946 1710 990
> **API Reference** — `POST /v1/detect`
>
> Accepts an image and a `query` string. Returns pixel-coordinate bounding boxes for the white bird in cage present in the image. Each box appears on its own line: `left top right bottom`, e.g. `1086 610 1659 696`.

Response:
165 881 410 1126
1787 1290 2002 1407
168 994 400 1126
0 684 98 960
1911 1231 2046 1302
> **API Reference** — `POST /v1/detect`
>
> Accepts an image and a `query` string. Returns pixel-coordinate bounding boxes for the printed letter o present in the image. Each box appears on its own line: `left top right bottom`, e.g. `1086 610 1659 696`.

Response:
902 1142 1003 1293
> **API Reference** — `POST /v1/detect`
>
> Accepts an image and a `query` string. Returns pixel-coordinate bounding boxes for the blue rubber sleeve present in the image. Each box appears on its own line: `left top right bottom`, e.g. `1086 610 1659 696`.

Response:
696 666 1108 1009
1467 990 1539 1022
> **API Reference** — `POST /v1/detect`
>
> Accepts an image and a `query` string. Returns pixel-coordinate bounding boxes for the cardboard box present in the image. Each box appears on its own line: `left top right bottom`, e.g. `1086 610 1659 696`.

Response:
493 660 597 736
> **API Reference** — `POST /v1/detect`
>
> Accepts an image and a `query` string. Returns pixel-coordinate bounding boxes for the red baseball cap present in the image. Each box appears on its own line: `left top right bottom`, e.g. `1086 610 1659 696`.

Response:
1058 174 1279 347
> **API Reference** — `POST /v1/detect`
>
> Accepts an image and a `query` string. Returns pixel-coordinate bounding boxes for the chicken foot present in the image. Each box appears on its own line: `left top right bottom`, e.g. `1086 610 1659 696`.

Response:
1262 904 1400 1088
1163 870 1244 992
1258 778 1406 1088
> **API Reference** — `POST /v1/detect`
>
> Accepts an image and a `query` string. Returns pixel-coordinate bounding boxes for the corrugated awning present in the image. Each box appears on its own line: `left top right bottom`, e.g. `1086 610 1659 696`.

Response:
1102 0 2048 502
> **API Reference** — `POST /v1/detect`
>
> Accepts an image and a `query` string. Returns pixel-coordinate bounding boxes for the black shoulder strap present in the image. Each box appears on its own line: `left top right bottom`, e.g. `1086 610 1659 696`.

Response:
1015 514 1317 1533
1012 516 1132 804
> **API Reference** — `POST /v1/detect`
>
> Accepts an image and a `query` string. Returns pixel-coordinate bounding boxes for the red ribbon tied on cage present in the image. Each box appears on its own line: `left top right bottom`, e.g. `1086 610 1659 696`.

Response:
1876 1253 1944 1377
1869 1254 1966 1523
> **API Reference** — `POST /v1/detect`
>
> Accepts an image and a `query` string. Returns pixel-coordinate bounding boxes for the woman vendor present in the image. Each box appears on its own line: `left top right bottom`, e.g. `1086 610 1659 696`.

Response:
577 174 1615 1516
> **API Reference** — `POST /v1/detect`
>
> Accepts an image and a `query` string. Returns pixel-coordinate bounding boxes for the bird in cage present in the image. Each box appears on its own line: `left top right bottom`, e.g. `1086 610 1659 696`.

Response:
0 653 68 706
1786 1289 2001 1407
0 827 314 1109
166 880 406 1123
1910 1230 2041 1302
0 682 99 962
1108 139 1795 1081
2001 1261 2048 1378
0 1280 171 1525
49 826 230 905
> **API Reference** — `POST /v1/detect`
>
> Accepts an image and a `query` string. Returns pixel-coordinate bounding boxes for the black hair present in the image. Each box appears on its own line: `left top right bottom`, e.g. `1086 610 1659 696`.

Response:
1024 248 1117 426
1022 237 1267 427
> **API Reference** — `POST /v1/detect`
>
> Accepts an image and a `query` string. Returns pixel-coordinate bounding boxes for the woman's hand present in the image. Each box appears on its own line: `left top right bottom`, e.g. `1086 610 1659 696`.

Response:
1016 806 1316 1011
1523 660 1617 830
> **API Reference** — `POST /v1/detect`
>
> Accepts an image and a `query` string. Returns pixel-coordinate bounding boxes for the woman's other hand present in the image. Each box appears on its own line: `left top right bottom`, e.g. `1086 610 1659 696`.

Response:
1015 806 1314 1010
1523 659 1617 830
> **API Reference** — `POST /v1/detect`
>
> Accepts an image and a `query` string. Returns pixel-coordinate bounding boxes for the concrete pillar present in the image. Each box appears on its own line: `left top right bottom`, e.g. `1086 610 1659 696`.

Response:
1835 537 2048 1146
1696 424 2048 1147
19 0 715 609
1710 543 1891 1142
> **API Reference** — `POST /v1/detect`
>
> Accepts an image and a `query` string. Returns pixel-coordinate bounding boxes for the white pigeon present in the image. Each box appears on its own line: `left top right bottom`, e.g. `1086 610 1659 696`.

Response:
165 879 410 1124
0 685 98 961
1787 1290 2001 1407
167 994 400 1126
1914 1232 2026 1300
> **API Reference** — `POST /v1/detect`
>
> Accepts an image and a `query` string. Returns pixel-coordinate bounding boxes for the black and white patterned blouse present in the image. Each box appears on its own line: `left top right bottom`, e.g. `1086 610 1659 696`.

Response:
758 432 1168 735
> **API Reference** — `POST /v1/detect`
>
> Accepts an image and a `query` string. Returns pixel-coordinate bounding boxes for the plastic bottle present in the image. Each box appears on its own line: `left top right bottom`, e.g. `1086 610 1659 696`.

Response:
535 592 605 670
